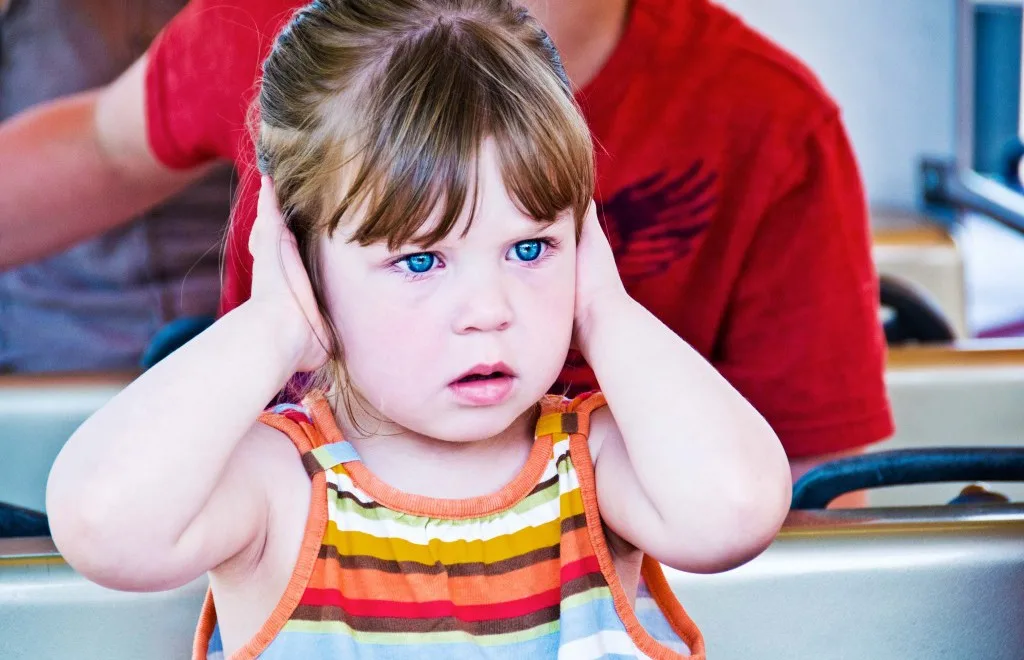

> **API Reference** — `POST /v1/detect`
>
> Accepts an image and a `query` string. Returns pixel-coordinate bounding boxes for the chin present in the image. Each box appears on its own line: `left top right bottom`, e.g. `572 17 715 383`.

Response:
427 401 537 444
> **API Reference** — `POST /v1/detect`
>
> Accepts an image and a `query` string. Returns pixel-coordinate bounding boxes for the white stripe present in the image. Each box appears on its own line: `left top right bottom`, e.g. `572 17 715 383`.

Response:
325 466 582 544
557 630 651 659
330 490 566 544
634 595 661 613
327 460 562 508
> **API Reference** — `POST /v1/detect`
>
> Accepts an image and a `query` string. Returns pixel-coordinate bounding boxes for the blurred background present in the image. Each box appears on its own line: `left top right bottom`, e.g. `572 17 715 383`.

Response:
1 2 1023 659
724 0 1024 338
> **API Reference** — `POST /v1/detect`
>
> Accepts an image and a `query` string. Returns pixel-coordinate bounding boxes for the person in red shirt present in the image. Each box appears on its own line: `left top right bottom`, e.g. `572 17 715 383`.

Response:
0 0 892 485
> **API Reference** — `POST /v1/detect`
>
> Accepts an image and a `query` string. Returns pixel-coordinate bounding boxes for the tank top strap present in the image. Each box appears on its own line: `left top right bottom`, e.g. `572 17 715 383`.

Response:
535 391 607 440
257 391 353 478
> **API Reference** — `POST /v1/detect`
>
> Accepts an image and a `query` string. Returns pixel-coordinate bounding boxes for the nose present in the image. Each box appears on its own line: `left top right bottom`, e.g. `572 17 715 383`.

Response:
452 268 514 334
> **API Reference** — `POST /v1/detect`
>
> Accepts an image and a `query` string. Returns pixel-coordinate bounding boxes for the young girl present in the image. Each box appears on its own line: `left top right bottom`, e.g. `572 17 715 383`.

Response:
46 1 791 658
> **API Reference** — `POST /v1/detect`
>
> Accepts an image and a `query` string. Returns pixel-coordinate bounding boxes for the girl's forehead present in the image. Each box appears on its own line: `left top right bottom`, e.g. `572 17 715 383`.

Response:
323 138 580 252
324 208 572 260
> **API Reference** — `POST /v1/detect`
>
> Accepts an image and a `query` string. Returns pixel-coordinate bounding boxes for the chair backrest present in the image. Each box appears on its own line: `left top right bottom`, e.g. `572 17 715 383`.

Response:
0 373 134 511
670 504 1024 660
0 538 205 660
2 506 1021 659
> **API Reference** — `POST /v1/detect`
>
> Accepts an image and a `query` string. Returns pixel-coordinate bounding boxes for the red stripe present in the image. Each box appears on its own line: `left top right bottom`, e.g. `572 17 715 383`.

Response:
299 587 561 621
280 409 311 424
560 555 601 584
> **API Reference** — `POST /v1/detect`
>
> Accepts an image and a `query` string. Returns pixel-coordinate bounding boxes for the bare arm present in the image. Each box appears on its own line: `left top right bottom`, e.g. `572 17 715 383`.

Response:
45 302 303 591
573 207 791 574
0 56 217 269
45 181 326 591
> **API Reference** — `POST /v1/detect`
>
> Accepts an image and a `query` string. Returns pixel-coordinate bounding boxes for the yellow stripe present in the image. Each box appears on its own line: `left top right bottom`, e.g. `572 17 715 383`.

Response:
535 414 567 438
324 517 562 564
560 489 586 520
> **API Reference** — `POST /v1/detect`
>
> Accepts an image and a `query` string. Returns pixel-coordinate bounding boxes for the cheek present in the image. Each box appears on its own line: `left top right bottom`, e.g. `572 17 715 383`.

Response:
514 257 576 377
331 283 448 401
524 279 574 338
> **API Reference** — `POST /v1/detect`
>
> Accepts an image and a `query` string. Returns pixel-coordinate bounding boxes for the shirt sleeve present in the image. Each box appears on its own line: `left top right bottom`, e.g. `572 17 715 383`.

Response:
144 0 290 169
714 112 894 458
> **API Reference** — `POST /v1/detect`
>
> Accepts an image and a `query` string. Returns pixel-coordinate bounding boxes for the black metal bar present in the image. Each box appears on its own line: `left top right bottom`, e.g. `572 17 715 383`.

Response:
792 447 1024 509
921 157 1024 235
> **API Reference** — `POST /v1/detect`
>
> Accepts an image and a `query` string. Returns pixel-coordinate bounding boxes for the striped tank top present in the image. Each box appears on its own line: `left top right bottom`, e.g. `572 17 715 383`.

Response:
194 391 705 659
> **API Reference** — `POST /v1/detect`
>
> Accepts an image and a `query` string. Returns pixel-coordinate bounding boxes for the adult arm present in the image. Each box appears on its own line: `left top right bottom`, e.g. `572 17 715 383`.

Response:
0 56 217 269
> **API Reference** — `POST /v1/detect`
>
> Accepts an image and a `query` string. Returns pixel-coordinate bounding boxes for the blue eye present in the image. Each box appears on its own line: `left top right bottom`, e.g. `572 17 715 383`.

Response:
510 240 543 262
402 253 436 274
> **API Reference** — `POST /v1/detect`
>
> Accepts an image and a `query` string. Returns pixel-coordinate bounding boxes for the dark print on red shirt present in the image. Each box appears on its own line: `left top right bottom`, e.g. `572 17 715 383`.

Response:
598 161 717 285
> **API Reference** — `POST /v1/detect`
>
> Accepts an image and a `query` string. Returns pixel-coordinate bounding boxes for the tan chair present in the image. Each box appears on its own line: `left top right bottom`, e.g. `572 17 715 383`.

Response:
872 209 966 337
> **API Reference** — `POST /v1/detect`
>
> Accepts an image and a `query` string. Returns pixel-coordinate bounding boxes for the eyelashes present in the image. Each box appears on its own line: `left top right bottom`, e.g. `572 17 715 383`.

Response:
389 237 562 281
506 237 558 264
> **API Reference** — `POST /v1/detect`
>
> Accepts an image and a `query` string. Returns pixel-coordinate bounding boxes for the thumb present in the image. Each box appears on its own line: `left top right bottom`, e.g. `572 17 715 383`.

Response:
250 176 286 257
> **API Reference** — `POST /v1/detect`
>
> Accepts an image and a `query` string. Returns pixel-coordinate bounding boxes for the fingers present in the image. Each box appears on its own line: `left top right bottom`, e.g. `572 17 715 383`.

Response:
250 176 286 257
256 175 280 222
579 201 605 242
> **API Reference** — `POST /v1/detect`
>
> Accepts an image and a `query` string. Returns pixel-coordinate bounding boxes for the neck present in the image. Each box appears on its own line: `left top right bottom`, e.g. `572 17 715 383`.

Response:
522 0 631 89
333 392 540 499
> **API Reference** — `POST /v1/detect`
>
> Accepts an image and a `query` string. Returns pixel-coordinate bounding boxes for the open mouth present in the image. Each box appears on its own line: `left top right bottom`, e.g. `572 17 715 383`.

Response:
456 371 509 384
449 363 516 406
452 362 515 385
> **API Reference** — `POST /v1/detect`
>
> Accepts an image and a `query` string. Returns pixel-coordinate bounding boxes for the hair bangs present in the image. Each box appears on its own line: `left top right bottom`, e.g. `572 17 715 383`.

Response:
326 13 594 250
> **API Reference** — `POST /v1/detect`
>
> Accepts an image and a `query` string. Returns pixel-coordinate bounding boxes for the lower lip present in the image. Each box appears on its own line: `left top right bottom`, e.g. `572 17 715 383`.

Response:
448 376 516 406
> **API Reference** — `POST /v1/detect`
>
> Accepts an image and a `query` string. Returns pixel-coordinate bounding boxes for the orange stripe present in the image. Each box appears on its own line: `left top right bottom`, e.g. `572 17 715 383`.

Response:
558 525 599 566
305 555 562 605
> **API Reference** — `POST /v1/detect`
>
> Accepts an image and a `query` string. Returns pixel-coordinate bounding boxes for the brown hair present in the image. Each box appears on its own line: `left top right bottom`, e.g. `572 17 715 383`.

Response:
255 0 595 408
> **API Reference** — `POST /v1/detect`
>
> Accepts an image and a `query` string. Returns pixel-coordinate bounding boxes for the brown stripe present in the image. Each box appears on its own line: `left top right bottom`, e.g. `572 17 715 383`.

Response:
559 512 588 535
526 473 559 498
290 603 560 635
561 567 609 599
555 451 572 471
301 451 323 478
317 543 561 577
328 474 556 512
328 484 382 510
560 413 579 435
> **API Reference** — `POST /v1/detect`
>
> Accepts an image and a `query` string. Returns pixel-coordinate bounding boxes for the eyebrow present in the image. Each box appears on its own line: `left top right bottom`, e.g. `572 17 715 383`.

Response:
382 211 572 253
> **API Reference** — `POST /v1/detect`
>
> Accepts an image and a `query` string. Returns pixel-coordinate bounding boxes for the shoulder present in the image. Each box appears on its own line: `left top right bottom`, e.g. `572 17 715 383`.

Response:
642 0 840 138
212 402 317 484
147 0 294 79
144 0 298 165
538 392 612 461
236 416 307 479
151 0 297 50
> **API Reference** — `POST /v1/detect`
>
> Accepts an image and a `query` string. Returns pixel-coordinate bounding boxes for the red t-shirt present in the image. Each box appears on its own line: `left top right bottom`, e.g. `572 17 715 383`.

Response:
145 0 893 458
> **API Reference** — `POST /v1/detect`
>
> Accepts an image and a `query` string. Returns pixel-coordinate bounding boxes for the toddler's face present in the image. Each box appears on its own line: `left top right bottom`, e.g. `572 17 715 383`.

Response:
318 140 577 442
